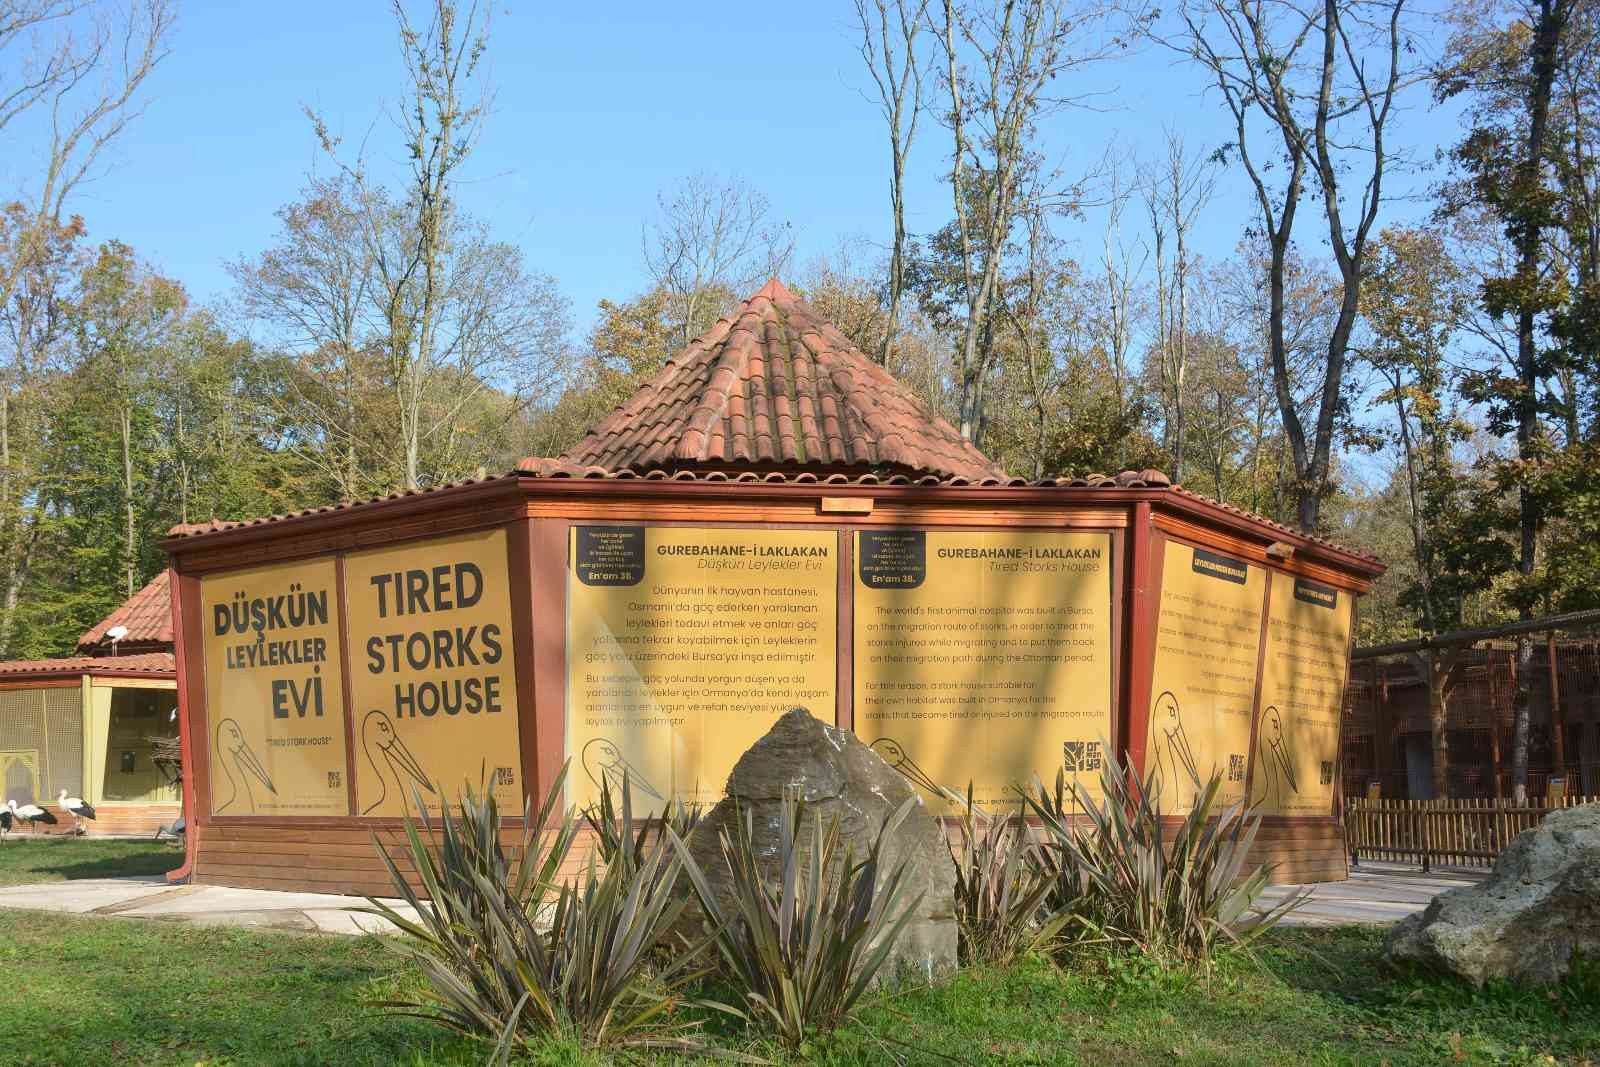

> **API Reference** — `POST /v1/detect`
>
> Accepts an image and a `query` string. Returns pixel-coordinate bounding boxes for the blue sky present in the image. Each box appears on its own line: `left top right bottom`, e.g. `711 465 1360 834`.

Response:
23 1 1459 338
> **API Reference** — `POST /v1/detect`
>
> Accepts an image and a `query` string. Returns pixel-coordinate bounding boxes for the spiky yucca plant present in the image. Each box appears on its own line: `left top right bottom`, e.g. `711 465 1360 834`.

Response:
948 784 1067 966
582 771 702 876
672 792 924 1049
1023 752 1306 965
365 765 716 1059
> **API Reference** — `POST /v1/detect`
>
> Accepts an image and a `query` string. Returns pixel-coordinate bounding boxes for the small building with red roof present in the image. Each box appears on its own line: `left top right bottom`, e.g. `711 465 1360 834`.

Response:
160 281 1383 893
0 574 178 836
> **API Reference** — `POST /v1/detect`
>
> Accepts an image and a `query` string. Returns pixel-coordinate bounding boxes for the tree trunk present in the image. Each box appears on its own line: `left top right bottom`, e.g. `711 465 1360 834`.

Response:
1509 0 1567 805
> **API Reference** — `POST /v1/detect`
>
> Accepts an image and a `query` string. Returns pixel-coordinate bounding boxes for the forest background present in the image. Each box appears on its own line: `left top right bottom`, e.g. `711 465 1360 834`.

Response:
2 0 1597 680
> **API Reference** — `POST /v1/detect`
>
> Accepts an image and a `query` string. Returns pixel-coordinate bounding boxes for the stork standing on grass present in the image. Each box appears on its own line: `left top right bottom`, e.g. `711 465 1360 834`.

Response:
58 789 96 834
7 798 57 833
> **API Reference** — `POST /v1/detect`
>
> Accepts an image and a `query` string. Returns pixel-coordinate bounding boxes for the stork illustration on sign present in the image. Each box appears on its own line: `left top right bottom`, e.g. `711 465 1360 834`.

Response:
582 738 662 801
1148 691 1201 800
361 710 435 815
1251 705 1299 811
215 718 277 814
869 738 951 803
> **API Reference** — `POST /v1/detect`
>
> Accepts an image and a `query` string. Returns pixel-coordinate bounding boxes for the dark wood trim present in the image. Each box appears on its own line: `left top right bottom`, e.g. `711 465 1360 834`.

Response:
333 553 359 818
163 474 1380 582
170 567 207 883
528 518 568 804
1151 511 1372 591
1124 509 1159 775
1108 525 1126 758
836 529 853 733
0 677 85 690
505 517 540 811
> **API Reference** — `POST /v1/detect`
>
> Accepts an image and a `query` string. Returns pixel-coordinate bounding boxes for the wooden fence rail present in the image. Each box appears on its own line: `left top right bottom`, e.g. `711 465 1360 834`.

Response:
1345 795 1600 871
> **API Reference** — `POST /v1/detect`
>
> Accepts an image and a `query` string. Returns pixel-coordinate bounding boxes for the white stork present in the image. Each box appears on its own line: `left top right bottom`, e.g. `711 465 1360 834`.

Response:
0 806 12 844
7 798 57 833
58 789 96 834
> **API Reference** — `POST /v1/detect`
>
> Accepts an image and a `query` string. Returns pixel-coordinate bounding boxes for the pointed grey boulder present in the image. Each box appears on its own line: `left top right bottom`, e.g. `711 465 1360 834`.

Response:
677 707 958 980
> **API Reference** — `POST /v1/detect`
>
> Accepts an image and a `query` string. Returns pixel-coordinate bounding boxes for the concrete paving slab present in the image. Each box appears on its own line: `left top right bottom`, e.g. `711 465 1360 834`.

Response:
1264 861 1487 926
1 860 1489 936
0 876 170 914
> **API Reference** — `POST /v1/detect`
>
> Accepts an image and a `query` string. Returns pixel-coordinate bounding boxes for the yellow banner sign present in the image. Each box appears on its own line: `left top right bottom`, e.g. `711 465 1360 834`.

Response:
201 559 349 816
1146 542 1266 814
1251 571 1353 815
567 526 837 809
853 530 1113 811
345 529 522 817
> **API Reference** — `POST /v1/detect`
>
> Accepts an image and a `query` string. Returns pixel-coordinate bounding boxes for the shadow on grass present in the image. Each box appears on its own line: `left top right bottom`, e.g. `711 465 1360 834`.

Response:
0 838 181 885
1253 925 1600 1062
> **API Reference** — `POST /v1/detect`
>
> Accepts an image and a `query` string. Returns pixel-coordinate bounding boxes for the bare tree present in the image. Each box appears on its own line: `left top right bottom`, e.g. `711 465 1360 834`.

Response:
1143 128 1216 483
1094 153 1146 469
855 0 929 363
642 172 793 351
0 0 175 311
1173 0 1412 532
937 0 1121 445
306 0 570 492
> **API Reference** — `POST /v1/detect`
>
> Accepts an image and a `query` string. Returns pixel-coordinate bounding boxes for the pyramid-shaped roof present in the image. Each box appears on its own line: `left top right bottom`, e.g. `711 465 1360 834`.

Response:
77 570 172 655
558 280 1006 481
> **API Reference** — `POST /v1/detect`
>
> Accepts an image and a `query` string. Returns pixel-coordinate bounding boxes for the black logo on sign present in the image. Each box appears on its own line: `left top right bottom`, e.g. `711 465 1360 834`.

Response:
576 526 646 586
1192 547 1249 585
1292 577 1338 610
859 530 926 589
1063 740 1104 774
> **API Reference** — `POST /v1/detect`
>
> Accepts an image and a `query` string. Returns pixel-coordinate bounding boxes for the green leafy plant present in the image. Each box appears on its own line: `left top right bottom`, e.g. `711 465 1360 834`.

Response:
948 784 1067 966
582 771 702 877
365 766 716 1059
1023 751 1305 965
672 791 924 1048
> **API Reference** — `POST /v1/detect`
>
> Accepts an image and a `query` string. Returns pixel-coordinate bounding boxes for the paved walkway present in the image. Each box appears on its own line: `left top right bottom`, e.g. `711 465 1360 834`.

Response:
0 875 421 935
1263 861 1486 927
0 859 1486 935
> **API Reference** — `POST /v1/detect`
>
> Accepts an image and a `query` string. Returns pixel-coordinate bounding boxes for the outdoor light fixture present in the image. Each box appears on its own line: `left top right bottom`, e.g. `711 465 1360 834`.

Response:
1265 541 1295 560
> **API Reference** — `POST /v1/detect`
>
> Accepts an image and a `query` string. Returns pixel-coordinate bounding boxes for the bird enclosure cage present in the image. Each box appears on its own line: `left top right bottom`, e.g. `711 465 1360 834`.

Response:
0 686 83 806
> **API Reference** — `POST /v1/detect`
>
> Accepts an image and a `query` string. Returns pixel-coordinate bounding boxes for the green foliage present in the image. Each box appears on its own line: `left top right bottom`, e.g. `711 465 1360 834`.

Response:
671 791 923 1049
366 766 715 1056
1023 751 1304 966
946 784 1066 967
581 769 702 877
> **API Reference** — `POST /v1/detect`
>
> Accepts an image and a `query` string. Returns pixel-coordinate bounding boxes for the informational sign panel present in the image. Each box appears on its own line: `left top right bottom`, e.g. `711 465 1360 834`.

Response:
201 559 349 816
567 526 837 809
1146 542 1266 814
853 529 1113 811
1250 571 1353 815
345 529 522 817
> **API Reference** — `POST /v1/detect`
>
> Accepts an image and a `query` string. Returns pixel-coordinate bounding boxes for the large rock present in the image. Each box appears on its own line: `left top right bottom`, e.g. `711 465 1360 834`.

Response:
1385 803 1600 985
677 707 957 981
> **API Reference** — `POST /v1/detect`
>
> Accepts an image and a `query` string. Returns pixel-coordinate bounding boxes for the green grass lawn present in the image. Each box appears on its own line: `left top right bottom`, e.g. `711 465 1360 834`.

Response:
0 911 1596 1066
0 836 181 886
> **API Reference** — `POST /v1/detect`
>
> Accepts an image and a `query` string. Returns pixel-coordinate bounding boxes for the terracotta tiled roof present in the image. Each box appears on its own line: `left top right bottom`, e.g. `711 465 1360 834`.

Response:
0 652 174 677
77 571 173 654
161 463 1378 568
166 474 521 540
557 279 1007 482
